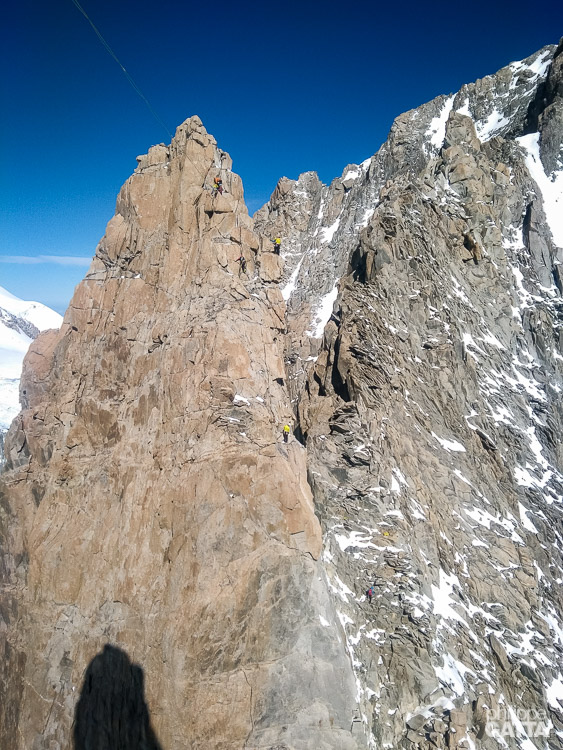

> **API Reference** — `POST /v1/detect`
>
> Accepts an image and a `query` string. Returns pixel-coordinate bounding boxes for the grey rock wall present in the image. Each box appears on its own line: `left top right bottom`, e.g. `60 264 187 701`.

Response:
257 41 563 750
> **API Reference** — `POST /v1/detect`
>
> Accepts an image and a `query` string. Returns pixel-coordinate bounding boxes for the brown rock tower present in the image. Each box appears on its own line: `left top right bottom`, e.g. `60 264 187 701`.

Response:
0 117 362 750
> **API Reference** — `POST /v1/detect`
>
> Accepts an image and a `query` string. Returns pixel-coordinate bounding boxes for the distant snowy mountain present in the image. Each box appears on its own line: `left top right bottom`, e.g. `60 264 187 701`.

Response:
0 286 63 430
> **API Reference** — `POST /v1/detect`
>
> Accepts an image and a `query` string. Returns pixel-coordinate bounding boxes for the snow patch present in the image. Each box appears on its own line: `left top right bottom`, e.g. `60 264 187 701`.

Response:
517 132 563 247
518 503 538 533
342 169 360 182
320 218 340 244
281 256 304 301
435 652 475 696
546 677 563 709
431 432 466 452
309 285 338 338
0 379 21 429
456 99 472 117
476 109 510 141
431 569 477 642
335 529 376 552
426 95 455 151
360 207 375 227
329 575 354 602
510 49 552 82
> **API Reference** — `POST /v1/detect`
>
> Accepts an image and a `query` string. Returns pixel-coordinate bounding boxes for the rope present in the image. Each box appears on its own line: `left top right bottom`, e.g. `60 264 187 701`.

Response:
69 0 172 139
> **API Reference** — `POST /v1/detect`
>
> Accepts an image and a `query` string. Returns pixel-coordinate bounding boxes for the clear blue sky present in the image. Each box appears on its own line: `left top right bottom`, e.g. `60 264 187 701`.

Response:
0 0 560 314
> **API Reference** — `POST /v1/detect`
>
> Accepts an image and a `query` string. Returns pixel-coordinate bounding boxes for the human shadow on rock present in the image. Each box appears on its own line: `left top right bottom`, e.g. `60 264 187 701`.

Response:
73 644 163 750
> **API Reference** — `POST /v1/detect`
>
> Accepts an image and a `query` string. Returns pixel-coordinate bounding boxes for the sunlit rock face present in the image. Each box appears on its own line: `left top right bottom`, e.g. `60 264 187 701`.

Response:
1 41 563 750
0 116 361 750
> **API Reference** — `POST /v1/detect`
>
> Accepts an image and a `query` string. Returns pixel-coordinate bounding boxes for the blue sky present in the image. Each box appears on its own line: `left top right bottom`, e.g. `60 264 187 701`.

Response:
1 0 559 314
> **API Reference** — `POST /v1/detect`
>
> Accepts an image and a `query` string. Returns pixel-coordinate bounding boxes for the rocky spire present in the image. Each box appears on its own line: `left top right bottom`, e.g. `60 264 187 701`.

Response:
0 116 363 749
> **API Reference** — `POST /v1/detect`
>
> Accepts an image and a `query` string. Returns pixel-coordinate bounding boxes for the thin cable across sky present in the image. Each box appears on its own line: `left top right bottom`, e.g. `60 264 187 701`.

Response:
69 0 172 139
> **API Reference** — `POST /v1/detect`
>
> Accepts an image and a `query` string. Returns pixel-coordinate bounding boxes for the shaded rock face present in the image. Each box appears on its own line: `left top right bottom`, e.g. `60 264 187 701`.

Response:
258 43 563 749
0 116 362 750
1 45 563 750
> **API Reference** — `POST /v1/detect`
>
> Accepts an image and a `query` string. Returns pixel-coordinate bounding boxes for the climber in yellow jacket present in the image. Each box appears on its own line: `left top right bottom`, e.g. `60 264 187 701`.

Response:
283 424 290 443
213 176 223 196
273 237 281 255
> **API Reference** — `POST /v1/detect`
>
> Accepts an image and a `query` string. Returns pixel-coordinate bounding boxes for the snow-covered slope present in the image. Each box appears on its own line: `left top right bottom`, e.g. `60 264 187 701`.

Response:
0 286 62 430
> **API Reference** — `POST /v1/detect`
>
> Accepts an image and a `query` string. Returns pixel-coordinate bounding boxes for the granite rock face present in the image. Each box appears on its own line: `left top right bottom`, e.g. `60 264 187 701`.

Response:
0 116 362 750
2 43 563 750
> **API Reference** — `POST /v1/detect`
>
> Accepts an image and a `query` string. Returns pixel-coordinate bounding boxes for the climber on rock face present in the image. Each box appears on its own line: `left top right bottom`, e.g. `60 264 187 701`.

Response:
366 587 373 604
236 254 247 276
273 237 281 254
283 424 290 443
463 231 482 264
213 176 223 196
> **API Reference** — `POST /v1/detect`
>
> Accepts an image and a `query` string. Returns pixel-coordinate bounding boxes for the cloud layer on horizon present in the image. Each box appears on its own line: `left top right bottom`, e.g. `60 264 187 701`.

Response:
0 255 92 267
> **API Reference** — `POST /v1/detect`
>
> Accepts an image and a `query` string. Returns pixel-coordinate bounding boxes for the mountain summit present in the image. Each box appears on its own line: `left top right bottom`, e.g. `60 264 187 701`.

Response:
1 42 562 750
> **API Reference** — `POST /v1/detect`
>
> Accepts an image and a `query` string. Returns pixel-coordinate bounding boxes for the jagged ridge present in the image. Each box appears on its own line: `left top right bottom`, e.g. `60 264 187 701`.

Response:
257 41 563 749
